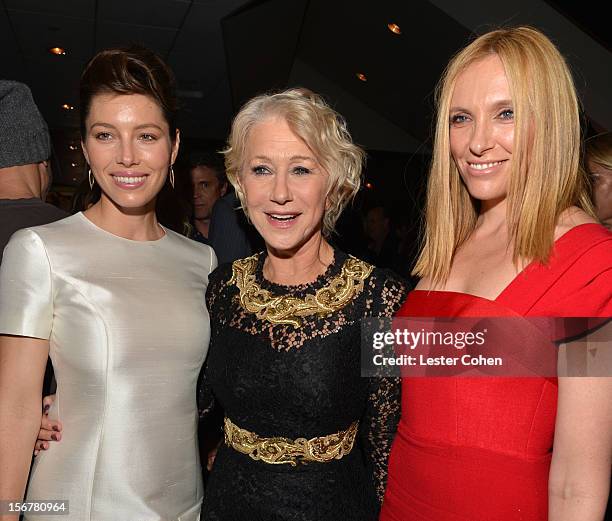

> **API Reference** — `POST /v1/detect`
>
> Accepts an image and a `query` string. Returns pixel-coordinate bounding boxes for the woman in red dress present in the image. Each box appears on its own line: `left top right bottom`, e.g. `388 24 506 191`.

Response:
380 27 612 521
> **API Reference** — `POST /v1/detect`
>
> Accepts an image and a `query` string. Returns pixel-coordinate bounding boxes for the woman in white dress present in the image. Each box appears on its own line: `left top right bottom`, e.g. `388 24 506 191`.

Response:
0 46 215 521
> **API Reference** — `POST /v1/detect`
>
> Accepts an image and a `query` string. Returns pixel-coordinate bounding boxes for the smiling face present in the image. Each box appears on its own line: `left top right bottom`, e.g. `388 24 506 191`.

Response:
449 54 514 208
239 116 328 254
82 93 179 213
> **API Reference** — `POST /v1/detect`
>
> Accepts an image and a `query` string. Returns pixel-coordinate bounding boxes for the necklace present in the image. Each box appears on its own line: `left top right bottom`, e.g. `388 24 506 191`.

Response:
229 253 374 327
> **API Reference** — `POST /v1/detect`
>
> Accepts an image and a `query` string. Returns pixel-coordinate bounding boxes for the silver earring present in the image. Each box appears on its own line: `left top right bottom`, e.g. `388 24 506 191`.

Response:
169 165 175 189
88 168 95 189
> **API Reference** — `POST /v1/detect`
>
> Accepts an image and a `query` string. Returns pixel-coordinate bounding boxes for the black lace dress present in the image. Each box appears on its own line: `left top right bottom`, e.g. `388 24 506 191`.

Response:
199 249 409 521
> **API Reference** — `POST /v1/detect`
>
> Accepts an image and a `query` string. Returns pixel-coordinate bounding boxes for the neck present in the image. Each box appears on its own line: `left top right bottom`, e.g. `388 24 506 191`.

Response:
84 196 163 241
0 165 43 199
194 218 210 238
264 233 334 286
474 197 508 235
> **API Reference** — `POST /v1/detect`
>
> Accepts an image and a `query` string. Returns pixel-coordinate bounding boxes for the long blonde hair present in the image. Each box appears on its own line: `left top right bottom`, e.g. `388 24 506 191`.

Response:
414 26 594 284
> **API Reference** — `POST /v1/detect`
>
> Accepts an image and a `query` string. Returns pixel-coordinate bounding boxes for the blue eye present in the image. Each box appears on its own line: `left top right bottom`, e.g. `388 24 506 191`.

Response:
293 166 311 175
252 165 271 175
450 114 469 125
499 109 514 120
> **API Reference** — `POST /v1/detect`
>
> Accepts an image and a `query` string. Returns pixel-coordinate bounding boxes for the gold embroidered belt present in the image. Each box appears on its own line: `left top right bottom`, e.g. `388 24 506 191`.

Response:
223 417 359 467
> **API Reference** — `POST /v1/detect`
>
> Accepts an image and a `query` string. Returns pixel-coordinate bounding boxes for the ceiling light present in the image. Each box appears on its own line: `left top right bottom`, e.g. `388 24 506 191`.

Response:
356 73 367 82
49 47 66 55
387 23 401 35
62 103 75 110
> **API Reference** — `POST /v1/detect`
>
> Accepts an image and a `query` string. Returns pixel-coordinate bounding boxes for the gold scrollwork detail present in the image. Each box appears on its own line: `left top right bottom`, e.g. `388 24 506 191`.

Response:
224 417 359 466
229 254 374 327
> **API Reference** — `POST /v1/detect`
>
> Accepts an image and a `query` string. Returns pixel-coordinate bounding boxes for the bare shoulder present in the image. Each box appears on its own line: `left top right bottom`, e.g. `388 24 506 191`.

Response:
555 206 599 240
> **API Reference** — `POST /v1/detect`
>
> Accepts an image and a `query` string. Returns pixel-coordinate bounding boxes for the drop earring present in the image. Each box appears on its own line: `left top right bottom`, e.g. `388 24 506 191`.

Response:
169 165 175 189
88 168 95 189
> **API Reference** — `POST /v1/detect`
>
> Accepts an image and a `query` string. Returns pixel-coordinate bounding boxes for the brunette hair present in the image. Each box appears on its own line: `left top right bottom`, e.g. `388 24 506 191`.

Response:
79 45 178 140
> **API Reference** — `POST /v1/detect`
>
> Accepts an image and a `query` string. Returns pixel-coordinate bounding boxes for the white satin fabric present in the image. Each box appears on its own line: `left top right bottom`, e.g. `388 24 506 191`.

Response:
0 212 215 521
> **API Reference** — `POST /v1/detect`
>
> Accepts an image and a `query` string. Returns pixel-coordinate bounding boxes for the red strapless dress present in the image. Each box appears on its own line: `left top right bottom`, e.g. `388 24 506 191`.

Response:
380 224 612 521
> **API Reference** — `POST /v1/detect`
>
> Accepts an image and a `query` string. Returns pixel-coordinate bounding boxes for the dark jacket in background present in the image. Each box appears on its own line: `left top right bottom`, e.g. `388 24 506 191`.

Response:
0 198 68 264
208 192 262 265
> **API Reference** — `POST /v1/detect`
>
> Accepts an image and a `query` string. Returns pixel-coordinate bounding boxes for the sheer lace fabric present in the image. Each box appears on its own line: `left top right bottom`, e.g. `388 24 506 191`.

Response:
199 249 409 520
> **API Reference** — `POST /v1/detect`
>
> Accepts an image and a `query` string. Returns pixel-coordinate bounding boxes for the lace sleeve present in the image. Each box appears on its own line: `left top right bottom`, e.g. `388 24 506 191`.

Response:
197 265 227 421
361 270 410 506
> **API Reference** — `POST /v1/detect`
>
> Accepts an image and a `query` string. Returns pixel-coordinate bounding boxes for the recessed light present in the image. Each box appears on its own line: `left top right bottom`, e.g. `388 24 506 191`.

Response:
49 47 66 55
356 73 367 82
62 103 75 110
387 23 401 35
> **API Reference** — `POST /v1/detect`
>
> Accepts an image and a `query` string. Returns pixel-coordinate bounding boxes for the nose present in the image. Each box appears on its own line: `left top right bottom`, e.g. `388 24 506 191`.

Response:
469 119 494 156
270 171 293 205
117 139 138 166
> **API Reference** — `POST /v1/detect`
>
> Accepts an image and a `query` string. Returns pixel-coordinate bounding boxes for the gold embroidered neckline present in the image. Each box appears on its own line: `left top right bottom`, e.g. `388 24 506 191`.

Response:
229 253 374 328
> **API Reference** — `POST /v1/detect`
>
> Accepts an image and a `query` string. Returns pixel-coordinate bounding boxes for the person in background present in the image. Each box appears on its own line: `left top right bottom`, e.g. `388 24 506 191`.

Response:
586 132 612 231
584 130 612 521
184 149 259 263
0 80 67 264
363 205 404 275
186 150 228 244
208 190 260 264
381 26 611 521
0 80 68 397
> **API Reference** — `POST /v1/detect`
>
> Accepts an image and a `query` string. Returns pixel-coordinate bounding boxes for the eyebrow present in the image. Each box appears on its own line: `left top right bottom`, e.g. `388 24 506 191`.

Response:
449 99 513 113
89 122 164 131
251 155 317 162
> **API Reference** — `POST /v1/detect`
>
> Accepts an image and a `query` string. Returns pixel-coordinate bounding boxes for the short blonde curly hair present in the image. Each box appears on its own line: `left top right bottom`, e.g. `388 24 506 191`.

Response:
223 88 365 237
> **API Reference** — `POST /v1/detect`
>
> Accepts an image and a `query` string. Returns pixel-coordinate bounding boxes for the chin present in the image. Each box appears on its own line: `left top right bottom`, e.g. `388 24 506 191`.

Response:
104 192 158 212
260 235 301 253
256 229 309 254
462 181 507 203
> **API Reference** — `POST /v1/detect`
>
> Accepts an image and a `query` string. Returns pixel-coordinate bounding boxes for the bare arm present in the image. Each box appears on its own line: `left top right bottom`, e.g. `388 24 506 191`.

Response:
549 374 612 520
0 335 49 518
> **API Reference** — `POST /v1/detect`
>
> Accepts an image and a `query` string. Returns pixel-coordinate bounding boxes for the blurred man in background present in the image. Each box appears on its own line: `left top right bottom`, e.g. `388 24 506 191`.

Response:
0 80 67 264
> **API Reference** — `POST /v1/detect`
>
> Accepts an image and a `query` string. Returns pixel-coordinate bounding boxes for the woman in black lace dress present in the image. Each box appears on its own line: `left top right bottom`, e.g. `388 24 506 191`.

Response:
199 88 409 521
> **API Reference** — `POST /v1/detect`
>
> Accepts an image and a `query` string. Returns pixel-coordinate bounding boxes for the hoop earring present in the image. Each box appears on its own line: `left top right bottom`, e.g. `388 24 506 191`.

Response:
169 165 175 189
88 168 95 189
